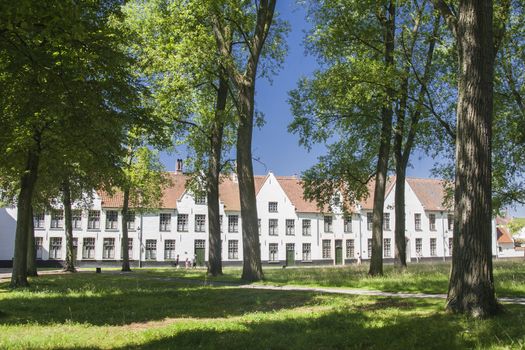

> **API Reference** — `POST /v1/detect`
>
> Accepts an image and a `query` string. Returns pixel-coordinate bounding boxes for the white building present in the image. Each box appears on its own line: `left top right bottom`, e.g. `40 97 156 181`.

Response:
0 172 498 267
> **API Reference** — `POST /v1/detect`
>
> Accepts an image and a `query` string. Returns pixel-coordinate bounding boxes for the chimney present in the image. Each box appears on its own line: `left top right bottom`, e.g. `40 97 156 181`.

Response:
176 159 183 173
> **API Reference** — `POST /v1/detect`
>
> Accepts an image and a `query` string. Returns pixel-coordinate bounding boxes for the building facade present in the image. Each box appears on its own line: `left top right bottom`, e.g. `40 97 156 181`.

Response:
0 172 499 267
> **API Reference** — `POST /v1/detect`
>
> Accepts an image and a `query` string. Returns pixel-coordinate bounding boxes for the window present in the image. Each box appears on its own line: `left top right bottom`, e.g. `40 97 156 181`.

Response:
195 196 206 205
415 238 422 255
34 212 45 229
127 211 135 230
346 239 355 258
268 201 278 213
324 216 333 233
103 238 115 259
448 237 453 255
160 213 172 231
302 219 311 236
344 216 352 233
72 238 78 261
383 213 390 230
228 240 239 259
429 214 436 231
49 237 62 259
269 243 278 261
165 240 176 260
367 239 372 256
35 237 43 259
195 239 205 249
50 210 64 229
448 214 454 231
367 213 373 231
145 239 157 260
72 210 82 229
195 214 206 232
258 219 261 235
430 238 437 256
300 243 310 262
384 238 391 257
322 240 331 258
88 210 100 230
228 215 239 233
269 219 278 236
106 210 118 230
177 214 188 232
121 238 133 259
285 219 295 235
415 213 422 230
83 238 96 259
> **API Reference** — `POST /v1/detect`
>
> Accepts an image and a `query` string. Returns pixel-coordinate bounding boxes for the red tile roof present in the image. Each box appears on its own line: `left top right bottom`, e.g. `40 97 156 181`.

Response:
406 177 452 211
497 227 514 244
277 176 327 213
359 177 396 210
496 215 513 226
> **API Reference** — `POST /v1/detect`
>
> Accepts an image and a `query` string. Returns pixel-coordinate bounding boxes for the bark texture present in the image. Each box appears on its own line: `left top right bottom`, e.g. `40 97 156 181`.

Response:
26 205 38 277
63 179 76 273
121 186 132 272
446 0 499 318
369 0 395 276
11 149 40 287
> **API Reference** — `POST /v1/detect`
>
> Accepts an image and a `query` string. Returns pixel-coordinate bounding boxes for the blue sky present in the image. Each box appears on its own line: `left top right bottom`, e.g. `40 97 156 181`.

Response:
160 2 523 217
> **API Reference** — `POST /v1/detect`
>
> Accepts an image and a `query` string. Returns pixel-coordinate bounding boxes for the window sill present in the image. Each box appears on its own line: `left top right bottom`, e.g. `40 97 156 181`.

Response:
105 229 119 232
160 230 172 232
49 228 64 231
87 229 101 232
34 227 45 230
268 261 280 264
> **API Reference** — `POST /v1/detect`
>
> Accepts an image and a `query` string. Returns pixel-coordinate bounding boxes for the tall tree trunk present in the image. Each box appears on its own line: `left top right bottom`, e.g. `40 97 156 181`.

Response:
121 186 132 272
238 82 263 282
207 74 228 277
63 178 76 273
446 0 499 318
393 163 407 267
369 0 395 276
11 149 40 288
26 205 38 277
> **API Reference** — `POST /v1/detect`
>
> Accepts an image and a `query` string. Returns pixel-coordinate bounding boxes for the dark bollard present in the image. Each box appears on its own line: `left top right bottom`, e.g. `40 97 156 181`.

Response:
96 267 101 274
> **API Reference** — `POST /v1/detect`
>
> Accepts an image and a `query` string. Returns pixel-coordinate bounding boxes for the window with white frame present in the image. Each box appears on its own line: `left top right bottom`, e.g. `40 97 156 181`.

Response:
367 212 373 231
448 214 454 231
268 201 278 213
145 239 157 260
344 216 352 233
415 213 422 230
49 237 62 259
448 237 453 255
50 210 64 229
88 210 100 230
106 210 118 230
228 240 239 259
195 214 206 232
269 243 278 261
177 214 188 232
429 214 436 231
346 239 355 258
430 238 437 256
322 240 331 258
302 243 311 261
160 213 172 231
383 213 390 230
302 219 311 236
228 215 239 233
127 211 135 230
103 238 115 259
72 238 78 260
269 219 278 236
195 195 206 205
285 219 295 235
83 237 96 259
34 212 45 229
35 237 43 259
121 238 133 259
367 239 372 256
415 238 422 255
72 210 82 229
383 238 391 257
324 216 333 233
165 240 176 260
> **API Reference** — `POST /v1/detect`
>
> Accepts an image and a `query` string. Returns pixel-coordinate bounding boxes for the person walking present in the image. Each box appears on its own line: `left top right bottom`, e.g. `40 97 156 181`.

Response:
192 254 197 268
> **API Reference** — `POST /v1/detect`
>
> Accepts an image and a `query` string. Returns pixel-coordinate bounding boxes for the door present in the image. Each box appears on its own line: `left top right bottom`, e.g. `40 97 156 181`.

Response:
335 240 343 265
286 243 295 266
194 239 205 266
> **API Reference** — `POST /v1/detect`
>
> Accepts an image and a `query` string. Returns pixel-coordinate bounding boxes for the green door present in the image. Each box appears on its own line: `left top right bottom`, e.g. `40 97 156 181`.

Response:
335 240 343 265
286 243 295 266
194 240 205 266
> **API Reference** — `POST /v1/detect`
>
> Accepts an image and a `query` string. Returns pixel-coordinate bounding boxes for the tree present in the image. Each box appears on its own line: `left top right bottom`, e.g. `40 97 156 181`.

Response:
431 0 500 317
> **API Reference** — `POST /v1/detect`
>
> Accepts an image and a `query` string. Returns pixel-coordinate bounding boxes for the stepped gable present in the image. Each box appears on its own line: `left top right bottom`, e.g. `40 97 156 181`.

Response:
406 177 450 211
99 172 188 209
359 176 396 210
275 176 326 213
497 226 514 244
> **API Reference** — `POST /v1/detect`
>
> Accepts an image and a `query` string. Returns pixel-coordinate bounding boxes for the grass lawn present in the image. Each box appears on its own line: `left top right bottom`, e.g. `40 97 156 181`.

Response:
0 264 524 349
133 259 525 297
